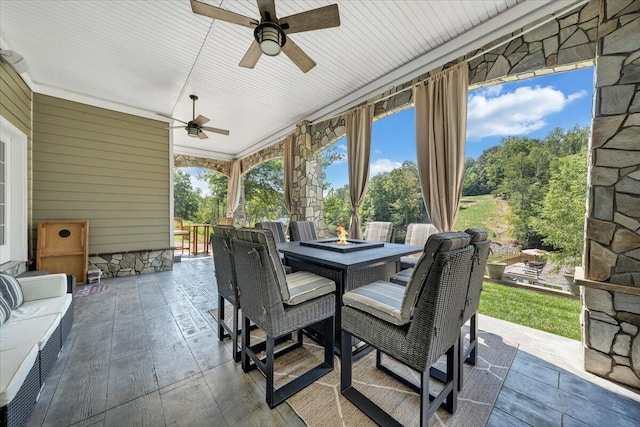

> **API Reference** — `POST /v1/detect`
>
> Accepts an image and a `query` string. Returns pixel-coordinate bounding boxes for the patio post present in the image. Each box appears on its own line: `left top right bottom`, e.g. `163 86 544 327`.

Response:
288 121 325 236
579 0 640 391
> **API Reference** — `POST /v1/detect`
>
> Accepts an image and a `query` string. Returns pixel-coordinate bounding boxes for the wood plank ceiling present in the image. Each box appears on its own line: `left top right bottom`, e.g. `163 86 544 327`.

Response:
0 0 575 160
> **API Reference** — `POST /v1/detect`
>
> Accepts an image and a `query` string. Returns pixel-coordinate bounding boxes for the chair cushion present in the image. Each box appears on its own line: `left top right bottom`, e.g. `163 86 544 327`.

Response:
256 222 286 244
0 296 11 326
343 281 407 325
285 271 336 305
399 256 417 270
0 273 24 309
235 228 290 301
364 222 394 243
400 232 471 322
17 273 67 301
0 343 39 406
289 221 318 241
390 268 412 286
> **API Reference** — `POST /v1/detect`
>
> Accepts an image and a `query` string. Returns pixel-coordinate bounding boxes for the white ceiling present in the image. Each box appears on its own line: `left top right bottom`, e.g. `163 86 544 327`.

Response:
0 0 578 160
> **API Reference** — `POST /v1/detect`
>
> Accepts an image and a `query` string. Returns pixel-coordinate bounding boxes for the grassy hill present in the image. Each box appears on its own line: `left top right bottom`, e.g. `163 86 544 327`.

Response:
454 195 511 245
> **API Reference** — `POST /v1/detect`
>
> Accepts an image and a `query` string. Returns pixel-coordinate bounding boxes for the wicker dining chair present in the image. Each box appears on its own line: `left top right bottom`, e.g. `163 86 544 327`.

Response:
288 220 318 242
363 221 395 242
211 225 243 361
340 232 474 426
390 228 490 391
232 228 336 408
399 223 439 269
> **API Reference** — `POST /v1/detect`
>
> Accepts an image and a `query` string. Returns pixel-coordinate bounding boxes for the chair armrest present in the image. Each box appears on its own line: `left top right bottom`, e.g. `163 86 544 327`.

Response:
17 273 67 301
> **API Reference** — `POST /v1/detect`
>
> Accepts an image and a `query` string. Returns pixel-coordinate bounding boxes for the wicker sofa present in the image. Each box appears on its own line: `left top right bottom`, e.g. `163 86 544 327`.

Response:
0 273 73 427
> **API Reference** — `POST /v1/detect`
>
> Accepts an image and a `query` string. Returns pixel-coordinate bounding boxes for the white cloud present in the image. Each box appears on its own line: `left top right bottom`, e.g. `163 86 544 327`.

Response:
370 159 401 176
466 86 586 141
190 175 210 197
337 143 347 152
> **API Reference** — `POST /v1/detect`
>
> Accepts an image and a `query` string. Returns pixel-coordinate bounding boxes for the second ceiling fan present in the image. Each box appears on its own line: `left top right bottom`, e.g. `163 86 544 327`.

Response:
190 0 340 73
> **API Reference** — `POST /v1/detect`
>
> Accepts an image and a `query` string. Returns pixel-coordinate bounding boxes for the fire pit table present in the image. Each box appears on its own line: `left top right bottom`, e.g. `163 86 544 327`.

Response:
277 239 422 355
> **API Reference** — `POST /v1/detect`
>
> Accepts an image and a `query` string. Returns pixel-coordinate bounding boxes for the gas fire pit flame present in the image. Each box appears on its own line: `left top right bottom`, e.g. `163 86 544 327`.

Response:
337 223 349 245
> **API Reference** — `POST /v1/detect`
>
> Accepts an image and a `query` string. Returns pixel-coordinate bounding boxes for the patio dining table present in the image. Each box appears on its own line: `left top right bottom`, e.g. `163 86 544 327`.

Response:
277 240 422 355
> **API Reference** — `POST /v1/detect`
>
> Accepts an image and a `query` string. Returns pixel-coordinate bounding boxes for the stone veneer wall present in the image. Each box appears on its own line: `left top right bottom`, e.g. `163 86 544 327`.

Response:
88 249 174 278
580 0 640 390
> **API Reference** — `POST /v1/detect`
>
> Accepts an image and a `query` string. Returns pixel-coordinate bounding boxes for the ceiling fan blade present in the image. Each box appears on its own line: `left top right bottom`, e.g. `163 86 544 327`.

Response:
280 4 340 34
190 0 258 28
157 113 188 125
194 115 210 126
239 40 262 68
202 126 230 136
282 38 316 73
198 131 209 140
257 0 277 22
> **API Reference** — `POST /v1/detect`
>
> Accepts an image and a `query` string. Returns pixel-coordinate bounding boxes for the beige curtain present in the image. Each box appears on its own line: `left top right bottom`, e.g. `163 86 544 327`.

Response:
346 104 374 239
415 61 468 232
226 160 242 217
283 134 295 214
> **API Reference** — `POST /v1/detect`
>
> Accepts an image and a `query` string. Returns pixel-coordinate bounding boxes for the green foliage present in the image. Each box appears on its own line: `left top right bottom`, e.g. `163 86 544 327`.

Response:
198 170 227 224
324 161 427 241
174 170 200 220
531 147 588 267
462 126 589 248
479 282 581 340
243 159 286 225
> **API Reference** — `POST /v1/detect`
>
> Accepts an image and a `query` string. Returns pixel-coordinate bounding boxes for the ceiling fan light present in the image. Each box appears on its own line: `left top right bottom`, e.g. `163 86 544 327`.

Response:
187 125 199 137
255 23 284 56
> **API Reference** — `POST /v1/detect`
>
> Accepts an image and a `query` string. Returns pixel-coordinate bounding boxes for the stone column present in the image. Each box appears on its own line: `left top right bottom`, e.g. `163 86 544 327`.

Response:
290 121 324 236
581 0 640 390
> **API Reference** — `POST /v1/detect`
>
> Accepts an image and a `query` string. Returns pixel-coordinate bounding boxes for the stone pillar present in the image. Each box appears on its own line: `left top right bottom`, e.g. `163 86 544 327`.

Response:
581 0 640 390
233 179 247 227
290 121 324 236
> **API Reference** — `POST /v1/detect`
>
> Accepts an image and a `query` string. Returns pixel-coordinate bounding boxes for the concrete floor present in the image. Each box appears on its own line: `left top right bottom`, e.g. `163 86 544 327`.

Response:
25 256 640 426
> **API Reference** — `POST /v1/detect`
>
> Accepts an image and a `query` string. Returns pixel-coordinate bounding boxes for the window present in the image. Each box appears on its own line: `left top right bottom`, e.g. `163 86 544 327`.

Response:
0 116 27 265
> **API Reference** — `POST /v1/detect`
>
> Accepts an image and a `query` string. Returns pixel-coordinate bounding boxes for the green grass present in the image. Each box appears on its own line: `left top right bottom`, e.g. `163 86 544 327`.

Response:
478 282 581 341
454 195 510 244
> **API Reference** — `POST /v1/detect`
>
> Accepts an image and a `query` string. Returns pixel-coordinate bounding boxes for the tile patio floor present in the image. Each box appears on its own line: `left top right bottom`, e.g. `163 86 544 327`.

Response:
25 256 640 426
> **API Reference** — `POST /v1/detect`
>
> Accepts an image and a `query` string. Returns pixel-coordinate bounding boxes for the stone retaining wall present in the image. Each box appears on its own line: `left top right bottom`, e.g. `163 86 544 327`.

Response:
88 249 173 278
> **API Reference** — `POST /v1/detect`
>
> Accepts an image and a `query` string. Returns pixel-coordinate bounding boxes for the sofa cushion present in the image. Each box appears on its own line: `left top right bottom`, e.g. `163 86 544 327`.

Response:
0 273 24 309
0 295 11 326
17 273 67 301
342 280 406 325
285 271 336 305
10 295 72 322
0 343 39 406
0 314 61 351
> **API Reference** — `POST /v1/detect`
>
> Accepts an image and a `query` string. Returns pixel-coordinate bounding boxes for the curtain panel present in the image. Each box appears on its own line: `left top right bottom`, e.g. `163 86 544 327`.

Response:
226 160 242 217
414 61 469 232
283 134 295 214
345 104 374 239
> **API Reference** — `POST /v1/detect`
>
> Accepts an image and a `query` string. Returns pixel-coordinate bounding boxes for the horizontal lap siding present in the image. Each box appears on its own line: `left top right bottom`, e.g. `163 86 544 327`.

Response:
32 94 170 254
0 62 33 259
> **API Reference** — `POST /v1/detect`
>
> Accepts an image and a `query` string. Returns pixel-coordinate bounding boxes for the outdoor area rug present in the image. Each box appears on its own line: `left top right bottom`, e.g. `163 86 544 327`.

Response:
210 307 518 426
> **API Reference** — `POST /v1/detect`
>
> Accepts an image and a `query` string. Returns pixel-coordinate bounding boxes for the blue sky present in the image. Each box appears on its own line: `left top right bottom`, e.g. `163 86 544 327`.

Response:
183 67 595 195
325 66 595 189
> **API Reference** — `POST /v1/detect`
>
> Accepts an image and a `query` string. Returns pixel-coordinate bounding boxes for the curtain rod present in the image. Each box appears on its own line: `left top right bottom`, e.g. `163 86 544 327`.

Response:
309 0 588 125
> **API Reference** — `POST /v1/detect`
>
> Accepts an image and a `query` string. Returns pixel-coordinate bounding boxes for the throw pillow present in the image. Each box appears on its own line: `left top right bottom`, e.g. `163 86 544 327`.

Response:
0 295 10 326
0 273 25 309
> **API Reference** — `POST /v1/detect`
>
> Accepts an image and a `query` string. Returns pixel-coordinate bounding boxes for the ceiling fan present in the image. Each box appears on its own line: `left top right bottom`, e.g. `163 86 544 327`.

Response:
158 95 229 139
190 0 340 73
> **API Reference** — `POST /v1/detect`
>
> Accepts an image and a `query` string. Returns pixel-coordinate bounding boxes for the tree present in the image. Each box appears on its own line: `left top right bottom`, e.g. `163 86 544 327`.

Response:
174 169 201 220
199 171 227 223
532 147 588 268
243 159 286 224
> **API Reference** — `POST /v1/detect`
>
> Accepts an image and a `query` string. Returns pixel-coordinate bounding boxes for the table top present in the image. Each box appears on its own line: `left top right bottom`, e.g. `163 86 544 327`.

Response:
277 241 422 271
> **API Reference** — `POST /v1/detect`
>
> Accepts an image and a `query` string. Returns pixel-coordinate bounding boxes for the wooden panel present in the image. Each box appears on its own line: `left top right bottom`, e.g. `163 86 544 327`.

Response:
32 94 170 254
37 221 89 284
